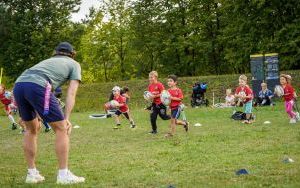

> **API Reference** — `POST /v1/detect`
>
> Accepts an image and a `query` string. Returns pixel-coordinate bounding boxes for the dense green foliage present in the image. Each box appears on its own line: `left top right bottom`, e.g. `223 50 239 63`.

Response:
1 106 300 187
1 0 300 83
0 0 81 81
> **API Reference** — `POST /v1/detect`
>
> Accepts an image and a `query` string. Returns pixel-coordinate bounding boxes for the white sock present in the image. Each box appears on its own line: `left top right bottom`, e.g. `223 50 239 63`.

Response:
28 168 37 175
8 115 16 124
58 169 68 177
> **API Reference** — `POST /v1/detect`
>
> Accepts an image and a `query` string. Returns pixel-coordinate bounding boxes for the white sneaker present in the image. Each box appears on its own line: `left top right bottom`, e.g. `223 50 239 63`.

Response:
25 171 45 183
57 170 85 184
289 118 296 124
295 112 300 121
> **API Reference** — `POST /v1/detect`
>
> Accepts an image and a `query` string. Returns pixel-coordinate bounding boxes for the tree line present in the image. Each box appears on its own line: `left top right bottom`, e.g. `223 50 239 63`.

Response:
1 0 299 83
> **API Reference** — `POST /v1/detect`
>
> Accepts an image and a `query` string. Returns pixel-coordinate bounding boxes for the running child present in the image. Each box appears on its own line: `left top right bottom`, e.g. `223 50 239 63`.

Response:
147 71 170 134
280 74 298 123
105 86 130 116
285 74 300 120
234 75 254 124
165 75 188 137
111 86 135 129
0 84 19 129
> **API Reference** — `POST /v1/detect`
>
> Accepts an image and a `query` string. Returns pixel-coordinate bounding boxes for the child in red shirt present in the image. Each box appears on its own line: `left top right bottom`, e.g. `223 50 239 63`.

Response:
234 75 254 124
280 74 298 123
165 75 188 137
0 84 18 130
286 74 299 120
147 71 170 134
111 86 135 129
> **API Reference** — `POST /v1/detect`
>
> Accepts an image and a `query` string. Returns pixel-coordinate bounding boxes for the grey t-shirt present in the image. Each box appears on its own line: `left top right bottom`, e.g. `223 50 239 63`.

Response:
16 55 81 89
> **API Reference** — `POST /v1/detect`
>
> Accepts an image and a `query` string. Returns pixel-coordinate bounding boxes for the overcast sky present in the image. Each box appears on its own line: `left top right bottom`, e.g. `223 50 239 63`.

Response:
71 0 101 22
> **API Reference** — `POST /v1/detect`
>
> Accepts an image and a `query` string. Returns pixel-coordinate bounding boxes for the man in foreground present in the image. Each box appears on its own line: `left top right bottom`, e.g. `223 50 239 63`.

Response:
13 42 85 184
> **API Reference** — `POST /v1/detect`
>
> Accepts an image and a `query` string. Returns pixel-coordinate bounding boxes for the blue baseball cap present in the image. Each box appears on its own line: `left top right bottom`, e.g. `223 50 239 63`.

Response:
55 42 74 54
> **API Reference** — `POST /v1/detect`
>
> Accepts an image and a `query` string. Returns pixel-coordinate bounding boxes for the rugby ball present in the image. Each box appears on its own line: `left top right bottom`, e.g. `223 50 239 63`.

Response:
238 91 246 98
143 91 153 101
105 100 120 109
274 85 284 97
160 90 171 106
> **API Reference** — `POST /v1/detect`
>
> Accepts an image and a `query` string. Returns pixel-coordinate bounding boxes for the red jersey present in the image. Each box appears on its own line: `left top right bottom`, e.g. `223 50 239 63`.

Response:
168 88 183 110
235 85 253 103
113 95 128 113
0 91 12 105
148 82 165 105
283 84 295 102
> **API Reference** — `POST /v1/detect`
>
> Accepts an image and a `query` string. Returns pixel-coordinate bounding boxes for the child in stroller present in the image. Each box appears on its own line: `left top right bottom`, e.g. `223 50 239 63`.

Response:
191 82 209 107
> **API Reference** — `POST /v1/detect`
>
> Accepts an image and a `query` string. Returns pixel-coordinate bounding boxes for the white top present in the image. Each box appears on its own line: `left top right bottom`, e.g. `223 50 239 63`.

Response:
225 95 235 105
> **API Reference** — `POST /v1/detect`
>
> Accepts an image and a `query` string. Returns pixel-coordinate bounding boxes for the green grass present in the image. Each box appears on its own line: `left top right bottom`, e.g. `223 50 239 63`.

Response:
0 103 300 187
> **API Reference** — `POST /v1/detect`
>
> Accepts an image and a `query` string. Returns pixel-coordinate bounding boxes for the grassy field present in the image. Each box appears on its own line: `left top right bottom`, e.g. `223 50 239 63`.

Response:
0 103 300 187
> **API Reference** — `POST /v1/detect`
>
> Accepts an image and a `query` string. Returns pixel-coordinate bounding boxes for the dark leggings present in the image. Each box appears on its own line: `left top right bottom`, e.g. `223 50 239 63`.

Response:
115 110 130 119
150 103 170 131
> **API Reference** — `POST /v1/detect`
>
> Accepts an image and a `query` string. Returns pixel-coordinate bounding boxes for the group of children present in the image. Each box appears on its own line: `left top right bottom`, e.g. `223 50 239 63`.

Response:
103 71 299 134
225 74 299 124
104 71 188 137
147 72 188 137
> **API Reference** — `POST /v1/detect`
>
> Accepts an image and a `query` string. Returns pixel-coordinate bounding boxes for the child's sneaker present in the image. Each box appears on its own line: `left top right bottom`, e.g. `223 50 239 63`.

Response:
148 130 157 134
113 124 121 129
241 120 248 124
19 129 26 134
25 171 45 183
45 127 51 133
295 112 300 121
130 121 135 128
245 120 252 124
11 123 18 130
164 132 173 138
184 121 189 132
56 170 85 184
289 118 297 124
130 124 136 128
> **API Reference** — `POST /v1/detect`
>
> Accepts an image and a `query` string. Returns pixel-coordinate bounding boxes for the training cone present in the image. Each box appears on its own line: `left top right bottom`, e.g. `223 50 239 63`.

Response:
236 169 249 175
263 121 271 124
282 157 294 163
194 123 202 127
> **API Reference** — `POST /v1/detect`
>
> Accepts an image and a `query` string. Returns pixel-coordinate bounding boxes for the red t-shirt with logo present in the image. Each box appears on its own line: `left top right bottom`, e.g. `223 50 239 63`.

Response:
235 85 253 103
283 84 295 102
148 82 165 105
113 95 128 112
168 88 183 110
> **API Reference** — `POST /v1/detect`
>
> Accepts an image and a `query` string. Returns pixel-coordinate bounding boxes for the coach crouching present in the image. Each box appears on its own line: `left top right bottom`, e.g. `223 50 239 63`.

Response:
13 42 85 184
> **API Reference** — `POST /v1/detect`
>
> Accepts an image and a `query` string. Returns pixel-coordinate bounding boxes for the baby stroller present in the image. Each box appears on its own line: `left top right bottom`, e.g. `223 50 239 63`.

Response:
191 82 209 107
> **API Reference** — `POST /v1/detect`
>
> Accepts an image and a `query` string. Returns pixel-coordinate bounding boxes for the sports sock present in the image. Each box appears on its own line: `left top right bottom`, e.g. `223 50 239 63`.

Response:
58 169 68 177
28 168 37 175
8 115 16 124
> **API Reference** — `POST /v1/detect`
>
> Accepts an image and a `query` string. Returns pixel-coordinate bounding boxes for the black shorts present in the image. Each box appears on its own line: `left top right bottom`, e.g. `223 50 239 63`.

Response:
115 110 129 119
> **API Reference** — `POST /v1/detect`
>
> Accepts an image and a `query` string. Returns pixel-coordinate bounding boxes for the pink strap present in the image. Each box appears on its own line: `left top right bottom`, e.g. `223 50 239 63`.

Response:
43 82 52 115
